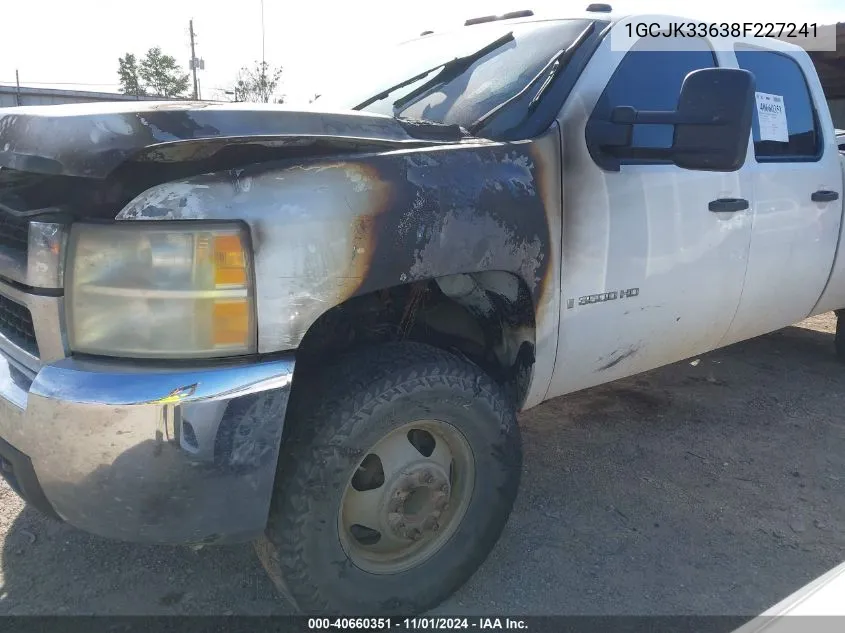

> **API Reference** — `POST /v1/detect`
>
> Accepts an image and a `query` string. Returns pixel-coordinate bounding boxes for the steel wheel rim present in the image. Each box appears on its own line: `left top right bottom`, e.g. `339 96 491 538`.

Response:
337 419 475 574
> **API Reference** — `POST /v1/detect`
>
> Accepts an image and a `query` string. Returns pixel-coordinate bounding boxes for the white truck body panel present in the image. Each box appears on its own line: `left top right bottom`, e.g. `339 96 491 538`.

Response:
545 15 845 399
724 46 843 342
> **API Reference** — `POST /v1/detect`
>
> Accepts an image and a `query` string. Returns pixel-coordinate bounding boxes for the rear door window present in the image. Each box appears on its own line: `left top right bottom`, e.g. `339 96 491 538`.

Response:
735 46 820 160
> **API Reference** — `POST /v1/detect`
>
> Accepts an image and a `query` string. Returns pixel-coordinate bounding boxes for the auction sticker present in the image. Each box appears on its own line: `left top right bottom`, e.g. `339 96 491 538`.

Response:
754 92 789 142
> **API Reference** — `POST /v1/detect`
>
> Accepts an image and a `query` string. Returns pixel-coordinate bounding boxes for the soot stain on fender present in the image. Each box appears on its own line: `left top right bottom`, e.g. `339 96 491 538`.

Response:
347 142 553 310
116 135 556 351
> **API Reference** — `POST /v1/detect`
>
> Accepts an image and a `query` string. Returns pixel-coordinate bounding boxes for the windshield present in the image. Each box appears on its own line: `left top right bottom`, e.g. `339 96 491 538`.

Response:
310 19 593 128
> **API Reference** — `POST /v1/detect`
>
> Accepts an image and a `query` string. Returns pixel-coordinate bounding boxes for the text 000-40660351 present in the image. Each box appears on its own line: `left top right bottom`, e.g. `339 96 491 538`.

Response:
307 617 530 630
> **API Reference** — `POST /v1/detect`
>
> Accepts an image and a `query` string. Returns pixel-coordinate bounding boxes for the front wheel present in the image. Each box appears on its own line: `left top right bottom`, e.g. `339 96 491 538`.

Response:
260 342 522 615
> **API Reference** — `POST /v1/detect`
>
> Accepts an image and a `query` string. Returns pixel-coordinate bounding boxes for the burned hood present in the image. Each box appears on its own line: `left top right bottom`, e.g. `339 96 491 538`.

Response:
0 101 466 179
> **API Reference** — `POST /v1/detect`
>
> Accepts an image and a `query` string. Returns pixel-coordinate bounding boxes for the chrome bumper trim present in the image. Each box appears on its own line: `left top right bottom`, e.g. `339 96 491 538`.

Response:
0 352 296 544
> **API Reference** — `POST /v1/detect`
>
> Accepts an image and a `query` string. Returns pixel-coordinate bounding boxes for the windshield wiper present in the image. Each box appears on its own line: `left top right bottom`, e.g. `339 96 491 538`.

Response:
468 22 595 135
352 31 515 113
391 31 515 113
525 22 595 113
352 67 442 111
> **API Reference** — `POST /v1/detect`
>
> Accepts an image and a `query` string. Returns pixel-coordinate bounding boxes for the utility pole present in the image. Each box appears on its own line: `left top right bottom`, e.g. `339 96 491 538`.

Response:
15 69 21 106
261 0 266 65
189 19 199 100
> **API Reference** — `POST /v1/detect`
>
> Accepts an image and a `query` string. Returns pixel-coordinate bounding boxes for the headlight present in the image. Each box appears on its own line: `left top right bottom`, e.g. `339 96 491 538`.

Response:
66 222 256 359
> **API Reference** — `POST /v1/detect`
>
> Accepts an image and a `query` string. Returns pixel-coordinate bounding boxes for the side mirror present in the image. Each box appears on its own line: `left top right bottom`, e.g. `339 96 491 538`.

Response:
672 68 755 171
587 68 755 172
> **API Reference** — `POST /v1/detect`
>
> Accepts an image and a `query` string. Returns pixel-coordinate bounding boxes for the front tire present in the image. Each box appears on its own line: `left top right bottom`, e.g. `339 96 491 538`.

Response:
262 342 522 615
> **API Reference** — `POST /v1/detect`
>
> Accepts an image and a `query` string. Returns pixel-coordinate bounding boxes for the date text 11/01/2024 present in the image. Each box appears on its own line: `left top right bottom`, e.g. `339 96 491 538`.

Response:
567 288 640 309
307 618 529 630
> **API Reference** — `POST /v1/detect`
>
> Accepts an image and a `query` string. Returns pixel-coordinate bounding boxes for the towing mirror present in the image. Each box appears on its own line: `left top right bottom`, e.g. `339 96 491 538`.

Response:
588 68 755 172
671 68 755 171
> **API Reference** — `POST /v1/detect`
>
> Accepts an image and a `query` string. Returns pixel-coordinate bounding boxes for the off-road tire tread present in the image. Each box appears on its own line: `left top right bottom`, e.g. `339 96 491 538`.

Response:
265 341 521 614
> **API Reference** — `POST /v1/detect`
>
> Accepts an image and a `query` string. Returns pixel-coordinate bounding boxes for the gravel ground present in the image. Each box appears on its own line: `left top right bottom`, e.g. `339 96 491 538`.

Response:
1 314 843 615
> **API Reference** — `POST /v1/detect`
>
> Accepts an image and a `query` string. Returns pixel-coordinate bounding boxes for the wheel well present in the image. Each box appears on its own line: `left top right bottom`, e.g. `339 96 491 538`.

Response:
293 272 537 409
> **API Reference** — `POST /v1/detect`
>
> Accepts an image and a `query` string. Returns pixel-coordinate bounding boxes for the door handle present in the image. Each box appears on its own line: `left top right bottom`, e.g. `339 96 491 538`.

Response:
708 198 749 212
811 190 840 203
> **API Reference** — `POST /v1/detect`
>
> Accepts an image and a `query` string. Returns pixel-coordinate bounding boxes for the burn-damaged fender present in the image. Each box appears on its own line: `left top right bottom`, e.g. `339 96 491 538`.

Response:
117 125 563 407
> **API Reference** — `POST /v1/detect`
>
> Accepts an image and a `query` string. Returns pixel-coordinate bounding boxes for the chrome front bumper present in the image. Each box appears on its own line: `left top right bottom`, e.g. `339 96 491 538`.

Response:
0 350 295 544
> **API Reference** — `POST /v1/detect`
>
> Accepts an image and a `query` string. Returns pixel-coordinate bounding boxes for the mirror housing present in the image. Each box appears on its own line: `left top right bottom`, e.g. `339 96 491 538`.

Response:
673 68 755 171
587 67 755 172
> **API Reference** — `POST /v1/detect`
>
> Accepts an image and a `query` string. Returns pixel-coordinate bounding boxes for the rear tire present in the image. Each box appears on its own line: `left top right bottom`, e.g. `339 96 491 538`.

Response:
262 342 522 615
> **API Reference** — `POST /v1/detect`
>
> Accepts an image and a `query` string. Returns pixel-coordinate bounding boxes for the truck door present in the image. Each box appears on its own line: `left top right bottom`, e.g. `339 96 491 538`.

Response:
547 32 754 398
719 44 843 346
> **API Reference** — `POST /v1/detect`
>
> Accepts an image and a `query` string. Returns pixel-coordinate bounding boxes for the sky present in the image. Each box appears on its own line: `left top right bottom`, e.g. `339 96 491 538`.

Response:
1 0 842 105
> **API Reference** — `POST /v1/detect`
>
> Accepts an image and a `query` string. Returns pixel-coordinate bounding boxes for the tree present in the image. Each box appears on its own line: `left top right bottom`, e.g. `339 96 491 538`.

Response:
232 61 284 103
117 53 146 97
139 47 190 98
116 47 190 98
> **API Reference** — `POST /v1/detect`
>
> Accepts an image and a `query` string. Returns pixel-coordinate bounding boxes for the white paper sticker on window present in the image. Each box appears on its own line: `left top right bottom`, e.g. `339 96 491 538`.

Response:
755 92 789 143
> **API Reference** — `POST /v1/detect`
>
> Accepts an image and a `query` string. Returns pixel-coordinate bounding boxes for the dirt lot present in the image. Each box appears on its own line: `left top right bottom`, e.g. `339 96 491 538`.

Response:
0 314 843 615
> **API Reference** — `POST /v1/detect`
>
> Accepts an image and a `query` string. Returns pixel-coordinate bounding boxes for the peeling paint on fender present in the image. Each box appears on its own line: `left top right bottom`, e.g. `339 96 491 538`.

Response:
116 124 564 406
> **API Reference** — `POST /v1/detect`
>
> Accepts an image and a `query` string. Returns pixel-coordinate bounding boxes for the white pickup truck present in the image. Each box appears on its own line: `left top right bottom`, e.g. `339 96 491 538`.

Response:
0 6 842 616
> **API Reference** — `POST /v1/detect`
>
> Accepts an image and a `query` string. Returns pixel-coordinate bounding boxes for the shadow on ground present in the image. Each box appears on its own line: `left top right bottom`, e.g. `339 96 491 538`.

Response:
1 323 844 615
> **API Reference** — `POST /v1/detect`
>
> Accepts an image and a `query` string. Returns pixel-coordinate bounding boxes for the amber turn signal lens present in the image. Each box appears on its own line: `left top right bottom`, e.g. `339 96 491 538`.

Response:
212 299 250 347
214 234 248 287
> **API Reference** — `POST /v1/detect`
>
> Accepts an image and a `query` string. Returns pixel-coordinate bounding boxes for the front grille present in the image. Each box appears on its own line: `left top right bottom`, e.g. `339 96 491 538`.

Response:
0 294 38 357
0 212 29 255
